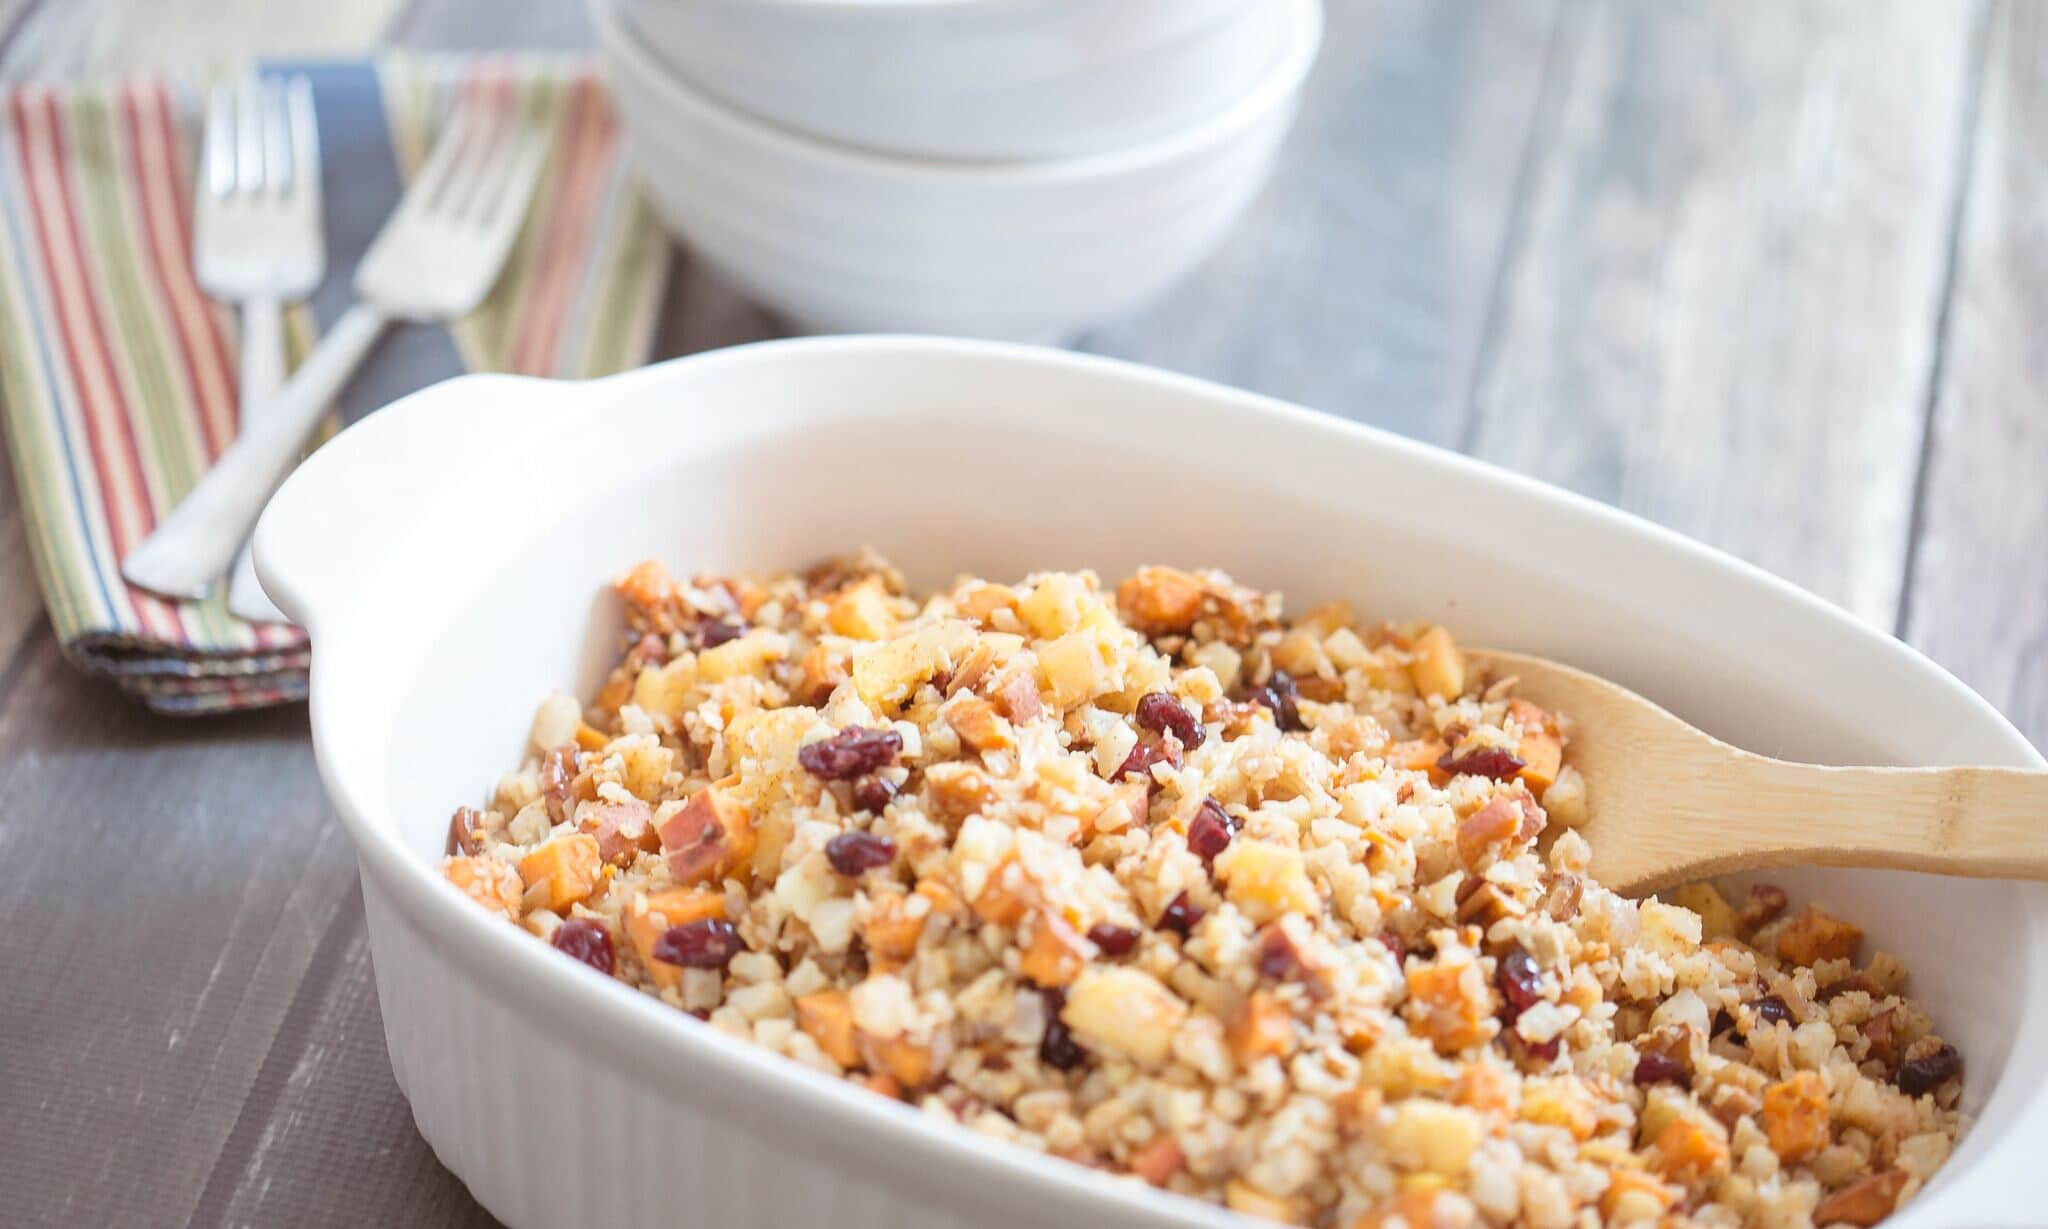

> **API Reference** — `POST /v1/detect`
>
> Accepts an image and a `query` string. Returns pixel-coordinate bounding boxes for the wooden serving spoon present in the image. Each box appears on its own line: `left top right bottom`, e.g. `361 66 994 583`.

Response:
1472 649 2048 895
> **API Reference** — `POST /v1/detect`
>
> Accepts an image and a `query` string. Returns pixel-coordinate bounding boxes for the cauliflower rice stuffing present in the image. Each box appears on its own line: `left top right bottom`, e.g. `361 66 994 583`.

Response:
442 555 1966 1228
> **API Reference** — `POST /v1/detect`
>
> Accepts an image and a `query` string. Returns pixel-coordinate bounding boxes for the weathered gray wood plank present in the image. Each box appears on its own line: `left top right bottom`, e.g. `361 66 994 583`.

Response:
1901 0 2048 752
1081 0 1562 447
1467 0 1984 627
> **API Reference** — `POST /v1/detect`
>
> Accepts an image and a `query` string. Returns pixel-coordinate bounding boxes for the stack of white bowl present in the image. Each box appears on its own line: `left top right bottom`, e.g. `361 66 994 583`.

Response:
592 0 1324 342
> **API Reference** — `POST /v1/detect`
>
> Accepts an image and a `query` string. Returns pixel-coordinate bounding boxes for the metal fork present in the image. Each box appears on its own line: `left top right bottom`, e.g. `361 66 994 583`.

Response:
122 94 552 605
201 76 324 622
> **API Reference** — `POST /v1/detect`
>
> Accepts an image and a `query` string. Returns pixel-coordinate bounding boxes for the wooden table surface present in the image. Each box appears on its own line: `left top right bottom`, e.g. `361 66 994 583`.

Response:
1 1 2041 1225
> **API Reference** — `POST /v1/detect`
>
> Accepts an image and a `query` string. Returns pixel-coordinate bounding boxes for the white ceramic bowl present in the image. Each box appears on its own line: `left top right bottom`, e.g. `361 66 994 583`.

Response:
616 0 1289 161
592 0 1321 342
255 337 2048 1229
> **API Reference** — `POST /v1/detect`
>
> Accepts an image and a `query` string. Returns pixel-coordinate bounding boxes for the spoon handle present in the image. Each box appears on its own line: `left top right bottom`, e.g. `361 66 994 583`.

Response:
1647 758 2048 888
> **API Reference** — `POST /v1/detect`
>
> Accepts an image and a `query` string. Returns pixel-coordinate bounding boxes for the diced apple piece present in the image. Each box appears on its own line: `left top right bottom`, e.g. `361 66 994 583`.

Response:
1385 1100 1482 1176
1669 882 1739 941
658 786 755 886
697 629 786 683
1222 1181 1306 1226
1599 1170 1677 1221
851 619 976 708
1508 698 1563 792
1407 626 1466 701
1215 840 1319 923
442 855 524 919
629 658 696 722
516 834 602 911
1062 967 1188 1067
1036 631 1115 711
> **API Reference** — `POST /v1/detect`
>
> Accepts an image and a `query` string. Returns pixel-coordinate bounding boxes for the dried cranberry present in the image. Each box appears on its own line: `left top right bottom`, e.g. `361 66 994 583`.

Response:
1436 745 1528 781
1524 1036 1561 1063
1711 1008 1737 1036
1086 923 1141 956
825 830 898 876
1255 926 1303 980
1039 988 1085 1070
1497 947 1543 1017
1115 742 1175 790
799 726 904 780
551 918 615 976
697 617 746 649
1135 692 1205 750
1379 930 1408 966
1633 1052 1688 1087
1244 670 1303 731
1186 798 1236 865
1157 891 1204 938
652 918 745 970
1750 995 1793 1029
851 776 897 814
1895 1044 1962 1096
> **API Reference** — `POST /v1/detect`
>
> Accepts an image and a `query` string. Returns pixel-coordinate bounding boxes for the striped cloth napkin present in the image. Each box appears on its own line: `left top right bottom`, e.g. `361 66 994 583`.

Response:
0 57 671 713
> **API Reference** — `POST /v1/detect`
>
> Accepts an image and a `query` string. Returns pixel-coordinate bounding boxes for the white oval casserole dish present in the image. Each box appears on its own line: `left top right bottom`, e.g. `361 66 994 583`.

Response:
254 336 2048 1229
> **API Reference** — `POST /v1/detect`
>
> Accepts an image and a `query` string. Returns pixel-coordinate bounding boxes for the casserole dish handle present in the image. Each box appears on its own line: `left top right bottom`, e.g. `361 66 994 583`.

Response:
252 373 570 636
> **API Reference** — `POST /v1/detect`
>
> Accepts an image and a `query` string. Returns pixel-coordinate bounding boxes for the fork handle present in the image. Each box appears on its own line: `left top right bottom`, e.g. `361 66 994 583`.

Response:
226 298 291 623
123 302 388 600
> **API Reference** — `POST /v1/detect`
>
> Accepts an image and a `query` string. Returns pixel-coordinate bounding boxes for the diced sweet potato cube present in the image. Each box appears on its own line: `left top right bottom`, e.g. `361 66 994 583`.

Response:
795 989 862 1068
1775 906 1863 966
1650 1115 1731 1186
860 893 927 967
1227 990 1296 1067
1455 796 1522 869
954 582 1018 627
1019 910 1090 988
442 855 524 919
615 560 678 629
658 787 755 886
826 577 896 640
971 858 1033 927
516 834 603 912
858 1072 904 1101
1062 967 1188 1067
799 642 851 704
1407 626 1466 700
925 763 994 820
1352 1190 1454 1229
1598 1169 1677 1221
1116 567 1205 635
945 694 1014 753
1451 1062 1517 1119
1762 1071 1831 1162
1508 698 1564 791
626 887 728 991
1129 1134 1184 1187
1812 1170 1909 1227
1389 738 1449 773
870 1035 934 1089
1405 959 1495 1053
1215 840 1319 923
